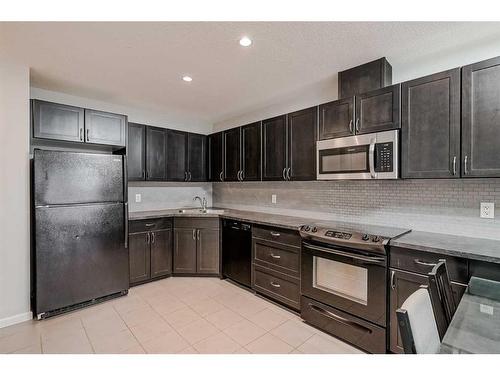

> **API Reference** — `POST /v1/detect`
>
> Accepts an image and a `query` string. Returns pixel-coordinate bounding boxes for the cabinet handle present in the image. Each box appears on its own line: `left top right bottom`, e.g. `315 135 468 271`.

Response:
151 232 155 244
270 281 281 288
414 259 437 267
86 128 90 142
184 171 188 181
192 229 196 240
452 156 457 176
189 171 192 181
145 223 156 228
197 229 200 240
282 168 286 180
390 270 396 290
308 303 372 334
79 128 83 141
241 170 244 181
355 118 360 133
219 171 223 182
142 170 145 180
348 120 353 134
269 253 281 259
464 155 468 175
270 231 281 237
286 167 291 181
146 232 150 244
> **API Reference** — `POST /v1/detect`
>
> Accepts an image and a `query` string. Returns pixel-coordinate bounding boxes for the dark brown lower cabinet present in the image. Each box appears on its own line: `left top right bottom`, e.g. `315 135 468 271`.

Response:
151 229 173 278
129 232 151 284
197 228 220 274
173 228 198 273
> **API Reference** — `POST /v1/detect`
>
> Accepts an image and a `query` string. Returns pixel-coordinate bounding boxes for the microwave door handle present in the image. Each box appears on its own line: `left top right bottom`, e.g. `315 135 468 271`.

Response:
369 138 376 179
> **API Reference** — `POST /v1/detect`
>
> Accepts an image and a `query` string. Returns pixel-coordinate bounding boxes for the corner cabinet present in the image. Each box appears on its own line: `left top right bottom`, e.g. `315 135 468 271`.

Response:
401 68 461 179
462 56 500 177
187 133 207 182
208 131 224 182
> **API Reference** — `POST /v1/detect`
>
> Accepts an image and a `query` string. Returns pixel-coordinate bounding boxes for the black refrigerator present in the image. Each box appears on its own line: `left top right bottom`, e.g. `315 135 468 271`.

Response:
33 149 129 318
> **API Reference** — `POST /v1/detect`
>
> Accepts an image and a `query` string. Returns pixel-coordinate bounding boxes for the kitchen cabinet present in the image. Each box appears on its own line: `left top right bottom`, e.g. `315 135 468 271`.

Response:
129 218 173 286
166 129 187 181
84 109 127 147
128 123 146 180
262 115 287 180
241 122 261 181
287 107 317 180
401 68 461 179
32 100 85 143
146 126 167 180
208 131 224 182
462 56 500 177
223 127 242 181
355 84 400 135
173 218 220 275
187 133 207 182
318 97 354 140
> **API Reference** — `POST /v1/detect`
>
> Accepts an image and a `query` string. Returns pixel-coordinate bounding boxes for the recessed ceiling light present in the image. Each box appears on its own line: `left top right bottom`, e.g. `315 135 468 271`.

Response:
182 75 193 82
239 36 252 47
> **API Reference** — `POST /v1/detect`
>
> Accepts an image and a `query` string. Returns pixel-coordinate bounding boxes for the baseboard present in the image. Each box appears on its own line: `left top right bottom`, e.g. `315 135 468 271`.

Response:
0 311 32 329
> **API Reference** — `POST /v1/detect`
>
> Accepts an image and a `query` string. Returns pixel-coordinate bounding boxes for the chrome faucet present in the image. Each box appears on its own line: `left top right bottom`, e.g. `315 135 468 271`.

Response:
194 196 207 211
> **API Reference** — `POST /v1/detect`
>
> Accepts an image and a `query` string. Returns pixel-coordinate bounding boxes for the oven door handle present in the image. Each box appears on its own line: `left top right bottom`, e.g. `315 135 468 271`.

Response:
369 138 376 179
303 242 386 264
308 303 372 334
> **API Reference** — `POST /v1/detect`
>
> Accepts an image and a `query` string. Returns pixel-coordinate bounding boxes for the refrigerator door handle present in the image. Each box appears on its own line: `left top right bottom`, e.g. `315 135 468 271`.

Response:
123 155 128 202
124 202 129 249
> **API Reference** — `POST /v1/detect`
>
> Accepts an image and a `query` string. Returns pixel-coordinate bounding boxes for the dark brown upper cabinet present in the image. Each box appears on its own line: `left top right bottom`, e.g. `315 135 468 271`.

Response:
462 56 500 178
128 123 146 181
318 97 354 140
208 132 224 182
262 115 288 181
32 100 85 143
223 127 242 181
84 109 127 147
166 130 187 181
187 133 207 182
287 107 317 181
338 57 392 99
355 84 401 135
241 122 261 181
146 126 167 181
401 68 461 179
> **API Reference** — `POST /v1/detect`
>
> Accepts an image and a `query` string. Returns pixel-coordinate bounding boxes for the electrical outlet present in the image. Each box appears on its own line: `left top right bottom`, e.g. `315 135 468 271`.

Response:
135 194 142 203
271 194 277 204
480 202 494 219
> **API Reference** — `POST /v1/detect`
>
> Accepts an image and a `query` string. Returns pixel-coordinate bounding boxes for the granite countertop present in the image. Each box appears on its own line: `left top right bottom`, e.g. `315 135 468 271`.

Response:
391 231 500 264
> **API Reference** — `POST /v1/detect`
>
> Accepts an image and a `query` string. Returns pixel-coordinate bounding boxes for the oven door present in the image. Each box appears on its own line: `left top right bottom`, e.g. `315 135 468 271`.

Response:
301 241 387 326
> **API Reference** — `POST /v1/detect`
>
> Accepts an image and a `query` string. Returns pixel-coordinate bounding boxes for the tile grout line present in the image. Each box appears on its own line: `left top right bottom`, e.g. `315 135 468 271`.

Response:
80 317 96 354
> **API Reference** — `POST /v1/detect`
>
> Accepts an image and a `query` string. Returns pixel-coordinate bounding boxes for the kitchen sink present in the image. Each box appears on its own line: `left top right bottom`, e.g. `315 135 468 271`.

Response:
177 208 225 215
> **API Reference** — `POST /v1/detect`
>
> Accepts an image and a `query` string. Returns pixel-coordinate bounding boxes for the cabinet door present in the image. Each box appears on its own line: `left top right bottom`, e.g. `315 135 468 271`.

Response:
262 115 287 181
128 123 146 180
208 132 224 182
151 229 172 278
401 69 461 178
84 109 127 146
241 122 261 181
32 100 84 143
167 130 188 181
187 133 207 182
318 97 354 140
196 228 220 274
223 127 241 181
173 228 197 274
355 84 400 135
146 126 167 180
129 232 151 285
288 107 317 181
462 56 500 177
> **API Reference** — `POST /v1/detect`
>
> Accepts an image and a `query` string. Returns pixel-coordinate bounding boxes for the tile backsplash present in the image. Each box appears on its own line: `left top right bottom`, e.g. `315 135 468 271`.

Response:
213 179 500 240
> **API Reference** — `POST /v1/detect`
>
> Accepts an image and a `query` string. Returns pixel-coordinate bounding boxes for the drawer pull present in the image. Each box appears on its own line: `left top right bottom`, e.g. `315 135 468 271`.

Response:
269 253 281 259
270 231 281 237
145 223 156 227
308 303 372 334
414 259 437 267
270 281 281 288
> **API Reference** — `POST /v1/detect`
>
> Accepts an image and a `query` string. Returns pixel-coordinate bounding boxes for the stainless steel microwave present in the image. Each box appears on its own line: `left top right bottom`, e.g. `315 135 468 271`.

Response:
316 130 399 180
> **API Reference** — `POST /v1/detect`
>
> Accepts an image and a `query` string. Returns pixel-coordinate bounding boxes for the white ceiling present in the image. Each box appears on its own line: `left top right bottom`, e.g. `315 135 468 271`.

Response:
2 22 500 130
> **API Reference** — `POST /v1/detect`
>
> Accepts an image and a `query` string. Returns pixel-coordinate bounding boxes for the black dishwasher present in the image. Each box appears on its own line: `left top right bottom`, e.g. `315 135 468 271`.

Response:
222 219 252 287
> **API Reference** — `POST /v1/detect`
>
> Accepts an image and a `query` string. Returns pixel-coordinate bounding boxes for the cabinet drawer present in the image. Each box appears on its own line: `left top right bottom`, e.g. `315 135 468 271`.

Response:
390 246 468 283
252 225 301 247
253 265 300 310
174 217 219 229
129 217 172 233
253 238 300 278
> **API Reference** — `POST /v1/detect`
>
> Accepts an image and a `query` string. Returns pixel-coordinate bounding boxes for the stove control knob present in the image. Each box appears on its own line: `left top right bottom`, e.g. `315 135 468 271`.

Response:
372 236 380 242
311 227 318 233
362 234 370 241
304 226 311 232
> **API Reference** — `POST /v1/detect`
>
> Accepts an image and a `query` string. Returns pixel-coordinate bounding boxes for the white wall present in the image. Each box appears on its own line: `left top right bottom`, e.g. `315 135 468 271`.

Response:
0 61 31 327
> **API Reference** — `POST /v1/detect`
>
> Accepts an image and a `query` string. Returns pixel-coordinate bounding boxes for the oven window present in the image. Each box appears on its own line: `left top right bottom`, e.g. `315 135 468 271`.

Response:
319 145 369 174
313 256 368 305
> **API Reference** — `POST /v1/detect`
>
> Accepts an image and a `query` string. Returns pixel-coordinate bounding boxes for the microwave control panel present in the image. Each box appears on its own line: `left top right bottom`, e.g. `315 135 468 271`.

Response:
375 142 393 172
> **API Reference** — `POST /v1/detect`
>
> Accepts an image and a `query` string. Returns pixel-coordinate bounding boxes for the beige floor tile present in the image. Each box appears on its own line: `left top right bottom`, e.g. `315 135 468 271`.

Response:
163 307 201 329
270 320 315 347
232 346 251 354
42 329 93 354
0 329 41 354
90 329 140 354
178 346 199 354
113 294 149 314
226 296 268 319
247 308 290 331
222 319 266 346
119 306 162 327
205 308 245 330
297 334 363 354
193 332 241 354
189 298 225 317
177 319 220 345
290 349 304 354
83 315 128 339
120 344 146 354
149 297 187 316
245 333 293 354
129 317 175 343
141 331 190 354
39 318 84 342
12 342 42 354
